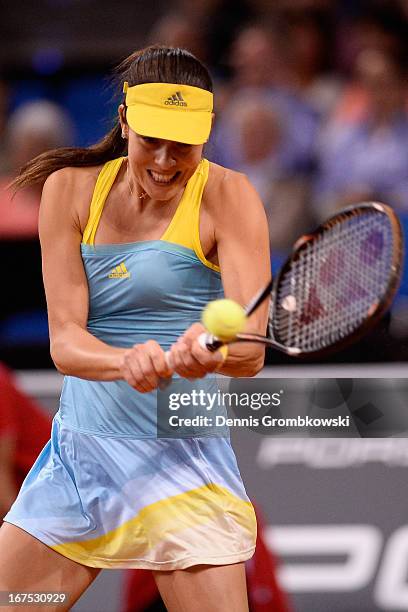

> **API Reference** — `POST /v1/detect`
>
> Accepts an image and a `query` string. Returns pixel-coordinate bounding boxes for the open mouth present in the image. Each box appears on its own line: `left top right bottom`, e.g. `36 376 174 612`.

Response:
147 170 181 185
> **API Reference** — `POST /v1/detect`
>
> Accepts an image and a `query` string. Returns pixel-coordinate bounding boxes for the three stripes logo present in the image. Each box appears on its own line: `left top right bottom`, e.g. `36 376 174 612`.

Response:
108 262 130 279
164 92 187 107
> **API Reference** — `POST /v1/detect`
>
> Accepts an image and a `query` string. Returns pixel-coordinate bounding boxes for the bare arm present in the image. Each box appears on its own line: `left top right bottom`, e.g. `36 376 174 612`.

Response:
214 171 270 376
39 168 171 390
168 169 270 378
39 168 126 380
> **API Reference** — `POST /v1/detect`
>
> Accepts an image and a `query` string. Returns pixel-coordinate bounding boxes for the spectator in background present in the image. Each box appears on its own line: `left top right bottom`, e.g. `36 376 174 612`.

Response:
0 100 74 238
314 49 408 219
336 0 408 77
172 0 255 77
147 14 207 65
0 363 51 518
280 7 342 119
0 100 74 356
333 0 408 122
212 22 318 175
228 22 283 89
217 94 313 253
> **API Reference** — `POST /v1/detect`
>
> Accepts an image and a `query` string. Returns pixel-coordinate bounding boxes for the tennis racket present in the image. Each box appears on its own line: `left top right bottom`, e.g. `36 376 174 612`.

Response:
199 202 403 357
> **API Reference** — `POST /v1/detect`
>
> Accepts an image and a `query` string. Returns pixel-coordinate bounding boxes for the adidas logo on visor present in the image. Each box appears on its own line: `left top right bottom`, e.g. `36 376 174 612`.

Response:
164 92 187 107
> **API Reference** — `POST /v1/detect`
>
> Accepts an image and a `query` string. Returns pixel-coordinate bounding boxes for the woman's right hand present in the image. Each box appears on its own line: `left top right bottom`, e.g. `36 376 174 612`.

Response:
120 340 174 393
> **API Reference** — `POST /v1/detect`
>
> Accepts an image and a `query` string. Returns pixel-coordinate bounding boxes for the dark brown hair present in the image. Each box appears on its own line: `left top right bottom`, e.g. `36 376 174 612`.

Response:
12 45 213 190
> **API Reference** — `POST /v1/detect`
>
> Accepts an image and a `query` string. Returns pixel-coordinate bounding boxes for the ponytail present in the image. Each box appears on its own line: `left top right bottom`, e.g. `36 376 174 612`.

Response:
11 122 126 191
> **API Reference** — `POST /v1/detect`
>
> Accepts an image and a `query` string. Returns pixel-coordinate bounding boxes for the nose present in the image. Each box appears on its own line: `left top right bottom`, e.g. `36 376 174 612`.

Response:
154 144 176 169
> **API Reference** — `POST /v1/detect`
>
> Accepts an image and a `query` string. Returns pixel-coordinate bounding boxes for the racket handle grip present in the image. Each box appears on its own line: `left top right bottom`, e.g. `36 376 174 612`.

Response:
163 334 223 368
159 335 225 390
198 332 224 352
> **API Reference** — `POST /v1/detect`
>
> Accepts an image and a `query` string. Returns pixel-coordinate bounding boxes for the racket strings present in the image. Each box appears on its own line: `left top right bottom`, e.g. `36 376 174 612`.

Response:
308 213 390 346
272 210 395 352
307 213 391 346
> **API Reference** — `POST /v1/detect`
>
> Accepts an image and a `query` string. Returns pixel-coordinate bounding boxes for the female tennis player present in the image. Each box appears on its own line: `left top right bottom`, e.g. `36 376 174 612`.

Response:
0 46 270 611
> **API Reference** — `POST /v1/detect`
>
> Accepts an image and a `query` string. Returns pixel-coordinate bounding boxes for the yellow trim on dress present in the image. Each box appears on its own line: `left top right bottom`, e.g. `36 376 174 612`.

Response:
82 157 220 273
161 159 220 273
51 483 256 569
82 157 126 246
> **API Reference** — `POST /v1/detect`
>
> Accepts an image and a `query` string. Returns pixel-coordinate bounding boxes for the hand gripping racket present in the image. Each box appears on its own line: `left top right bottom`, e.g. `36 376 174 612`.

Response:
199 202 403 357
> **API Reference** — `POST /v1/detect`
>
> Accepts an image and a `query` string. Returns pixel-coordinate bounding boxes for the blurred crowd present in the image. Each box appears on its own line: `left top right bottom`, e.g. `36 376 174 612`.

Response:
1 0 408 364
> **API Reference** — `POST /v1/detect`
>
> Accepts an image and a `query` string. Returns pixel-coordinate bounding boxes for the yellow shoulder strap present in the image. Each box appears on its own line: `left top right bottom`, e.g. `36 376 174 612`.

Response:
82 157 125 245
161 159 220 272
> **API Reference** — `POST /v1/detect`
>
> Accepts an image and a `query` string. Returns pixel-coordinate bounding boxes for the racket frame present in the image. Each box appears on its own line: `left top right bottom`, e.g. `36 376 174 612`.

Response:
267 202 403 357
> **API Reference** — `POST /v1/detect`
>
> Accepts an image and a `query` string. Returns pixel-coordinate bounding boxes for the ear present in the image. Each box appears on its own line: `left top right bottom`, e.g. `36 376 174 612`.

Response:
118 104 128 139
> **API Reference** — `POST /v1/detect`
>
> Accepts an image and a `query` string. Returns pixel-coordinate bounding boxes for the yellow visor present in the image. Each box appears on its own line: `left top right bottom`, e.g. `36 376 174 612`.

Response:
124 82 213 145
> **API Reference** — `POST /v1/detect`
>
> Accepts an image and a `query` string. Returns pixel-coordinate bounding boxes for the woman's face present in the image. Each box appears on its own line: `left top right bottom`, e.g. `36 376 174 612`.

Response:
127 128 203 202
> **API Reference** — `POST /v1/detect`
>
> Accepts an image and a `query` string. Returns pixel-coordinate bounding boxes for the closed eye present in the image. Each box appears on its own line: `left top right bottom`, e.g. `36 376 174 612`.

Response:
175 142 193 152
140 136 159 145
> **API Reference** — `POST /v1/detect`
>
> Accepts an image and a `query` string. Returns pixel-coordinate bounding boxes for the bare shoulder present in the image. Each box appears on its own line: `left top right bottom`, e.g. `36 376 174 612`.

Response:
43 165 101 196
204 161 265 222
41 165 102 233
205 161 248 193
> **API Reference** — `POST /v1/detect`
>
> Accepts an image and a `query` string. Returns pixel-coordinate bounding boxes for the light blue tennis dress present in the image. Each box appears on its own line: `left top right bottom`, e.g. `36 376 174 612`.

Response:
4 157 257 570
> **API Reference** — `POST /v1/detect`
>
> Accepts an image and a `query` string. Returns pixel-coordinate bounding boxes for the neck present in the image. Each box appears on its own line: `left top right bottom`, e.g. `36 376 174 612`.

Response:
127 159 148 201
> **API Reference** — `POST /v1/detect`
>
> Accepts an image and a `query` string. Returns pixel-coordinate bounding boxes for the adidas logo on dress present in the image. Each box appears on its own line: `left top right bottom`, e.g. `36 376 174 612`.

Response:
164 92 187 107
108 262 130 279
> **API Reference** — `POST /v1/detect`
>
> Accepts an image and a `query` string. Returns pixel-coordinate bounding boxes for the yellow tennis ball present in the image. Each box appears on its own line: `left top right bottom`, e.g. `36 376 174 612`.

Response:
202 299 246 341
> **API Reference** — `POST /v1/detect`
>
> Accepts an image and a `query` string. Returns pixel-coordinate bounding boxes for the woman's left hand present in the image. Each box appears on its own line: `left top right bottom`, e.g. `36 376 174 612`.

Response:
167 323 224 379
